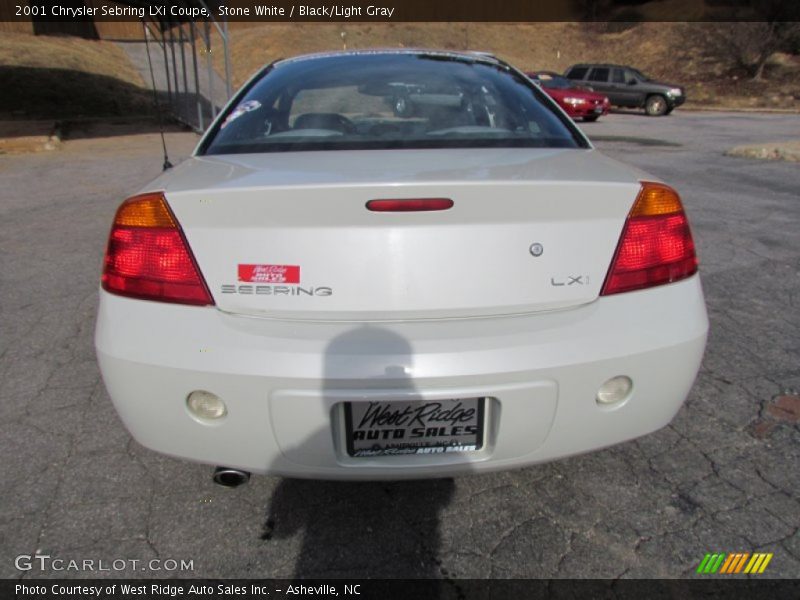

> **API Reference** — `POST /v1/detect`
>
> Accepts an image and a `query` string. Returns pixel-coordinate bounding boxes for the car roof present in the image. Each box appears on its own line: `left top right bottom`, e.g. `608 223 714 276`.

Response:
275 49 504 68
568 63 634 69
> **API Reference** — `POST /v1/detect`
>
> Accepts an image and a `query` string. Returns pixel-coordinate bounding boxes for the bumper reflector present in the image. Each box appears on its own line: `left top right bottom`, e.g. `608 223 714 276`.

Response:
596 376 633 406
187 390 227 420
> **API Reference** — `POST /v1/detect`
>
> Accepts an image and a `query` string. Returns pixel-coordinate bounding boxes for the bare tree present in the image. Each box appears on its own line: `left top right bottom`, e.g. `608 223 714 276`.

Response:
702 0 800 81
704 21 800 81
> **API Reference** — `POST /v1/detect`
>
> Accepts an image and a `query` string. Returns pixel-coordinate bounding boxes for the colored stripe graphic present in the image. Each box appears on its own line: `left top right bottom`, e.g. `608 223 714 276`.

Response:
697 553 712 574
725 552 744 573
758 554 773 573
699 553 726 574
711 554 726 573
719 554 736 574
734 553 750 573
744 554 761 574
697 552 773 575
744 553 774 574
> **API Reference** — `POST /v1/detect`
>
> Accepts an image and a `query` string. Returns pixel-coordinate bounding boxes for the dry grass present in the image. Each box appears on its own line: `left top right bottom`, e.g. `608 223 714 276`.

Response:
219 22 800 111
220 22 599 86
0 32 153 118
0 32 143 82
1 22 797 120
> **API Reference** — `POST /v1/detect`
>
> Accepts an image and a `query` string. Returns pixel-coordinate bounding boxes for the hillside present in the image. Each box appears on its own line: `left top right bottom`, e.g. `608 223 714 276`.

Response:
0 22 797 120
221 22 800 111
0 32 153 119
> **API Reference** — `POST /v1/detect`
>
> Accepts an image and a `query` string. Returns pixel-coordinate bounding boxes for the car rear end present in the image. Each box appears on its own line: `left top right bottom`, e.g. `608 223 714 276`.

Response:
95 51 707 479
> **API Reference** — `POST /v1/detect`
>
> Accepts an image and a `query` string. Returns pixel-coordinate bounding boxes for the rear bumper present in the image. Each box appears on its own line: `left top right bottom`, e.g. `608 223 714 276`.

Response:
95 276 708 480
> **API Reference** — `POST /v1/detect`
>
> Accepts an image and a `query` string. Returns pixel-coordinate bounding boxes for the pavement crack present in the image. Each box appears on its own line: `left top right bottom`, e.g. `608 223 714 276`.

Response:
125 437 161 559
555 531 577 574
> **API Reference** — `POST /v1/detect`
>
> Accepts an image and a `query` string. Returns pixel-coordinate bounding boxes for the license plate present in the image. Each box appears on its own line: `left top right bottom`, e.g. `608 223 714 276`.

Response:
594 106 603 113
344 398 485 457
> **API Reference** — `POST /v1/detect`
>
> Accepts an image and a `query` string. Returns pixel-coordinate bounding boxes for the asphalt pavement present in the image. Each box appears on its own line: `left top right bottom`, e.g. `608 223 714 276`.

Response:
0 111 798 580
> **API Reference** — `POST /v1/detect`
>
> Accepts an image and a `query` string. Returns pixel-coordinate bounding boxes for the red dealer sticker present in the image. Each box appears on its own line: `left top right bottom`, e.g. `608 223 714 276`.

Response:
238 264 300 284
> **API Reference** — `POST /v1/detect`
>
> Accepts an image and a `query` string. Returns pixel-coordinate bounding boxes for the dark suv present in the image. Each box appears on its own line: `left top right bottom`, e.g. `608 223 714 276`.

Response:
564 64 685 116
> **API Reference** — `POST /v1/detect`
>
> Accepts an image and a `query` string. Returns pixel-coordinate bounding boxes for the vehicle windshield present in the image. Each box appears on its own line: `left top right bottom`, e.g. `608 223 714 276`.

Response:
535 74 575 90
201 53 587 155
629 67 649 81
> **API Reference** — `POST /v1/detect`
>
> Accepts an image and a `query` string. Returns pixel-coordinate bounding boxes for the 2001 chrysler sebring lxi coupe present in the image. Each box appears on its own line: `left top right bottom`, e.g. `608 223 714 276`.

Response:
95 50 708 484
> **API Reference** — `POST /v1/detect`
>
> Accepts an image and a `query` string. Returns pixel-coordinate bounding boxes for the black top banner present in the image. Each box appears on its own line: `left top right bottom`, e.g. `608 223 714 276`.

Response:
4 0 800 22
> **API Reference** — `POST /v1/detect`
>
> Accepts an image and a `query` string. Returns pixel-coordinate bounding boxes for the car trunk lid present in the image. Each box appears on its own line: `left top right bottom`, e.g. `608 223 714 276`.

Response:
160 148 642 321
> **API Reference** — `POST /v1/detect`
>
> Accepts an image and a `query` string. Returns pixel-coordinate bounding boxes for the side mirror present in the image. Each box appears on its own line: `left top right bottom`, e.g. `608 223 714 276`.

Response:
627 79 637 85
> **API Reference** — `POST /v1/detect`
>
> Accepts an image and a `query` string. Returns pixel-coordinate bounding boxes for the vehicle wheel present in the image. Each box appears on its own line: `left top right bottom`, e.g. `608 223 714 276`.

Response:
645 95 668 116
583 115 599 122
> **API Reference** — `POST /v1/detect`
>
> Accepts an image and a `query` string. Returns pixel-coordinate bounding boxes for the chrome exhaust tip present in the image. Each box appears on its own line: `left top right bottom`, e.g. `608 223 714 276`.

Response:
212 467 251 487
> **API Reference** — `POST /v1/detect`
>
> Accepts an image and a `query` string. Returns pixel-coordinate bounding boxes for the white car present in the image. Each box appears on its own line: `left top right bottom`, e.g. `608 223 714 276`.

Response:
95 50 708 484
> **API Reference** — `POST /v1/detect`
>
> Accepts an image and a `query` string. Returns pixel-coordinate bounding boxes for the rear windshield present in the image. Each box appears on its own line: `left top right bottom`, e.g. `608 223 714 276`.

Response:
535 74 575 89
200 53 587 155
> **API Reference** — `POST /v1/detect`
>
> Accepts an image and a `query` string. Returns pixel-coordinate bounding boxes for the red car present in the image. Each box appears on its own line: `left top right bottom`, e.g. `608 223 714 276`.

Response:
528 71 610 121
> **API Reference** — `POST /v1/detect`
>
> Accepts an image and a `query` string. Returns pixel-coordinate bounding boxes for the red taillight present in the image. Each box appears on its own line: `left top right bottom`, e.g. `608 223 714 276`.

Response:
366 198 454 212
101 192 214 305
601 182 698 296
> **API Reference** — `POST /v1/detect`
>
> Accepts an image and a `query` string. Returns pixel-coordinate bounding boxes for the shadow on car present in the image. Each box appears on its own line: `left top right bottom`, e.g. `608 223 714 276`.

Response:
260 326 462 583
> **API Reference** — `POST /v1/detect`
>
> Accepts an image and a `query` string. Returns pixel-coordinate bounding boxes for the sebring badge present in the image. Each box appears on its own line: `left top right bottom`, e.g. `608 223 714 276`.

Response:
221 285 332 296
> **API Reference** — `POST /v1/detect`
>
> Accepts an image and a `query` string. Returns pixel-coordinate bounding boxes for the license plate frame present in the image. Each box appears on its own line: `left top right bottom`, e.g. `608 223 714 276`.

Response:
344 397 485 458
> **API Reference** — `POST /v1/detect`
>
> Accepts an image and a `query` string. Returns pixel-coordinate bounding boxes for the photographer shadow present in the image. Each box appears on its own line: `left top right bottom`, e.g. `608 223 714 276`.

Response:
261 326 458 580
